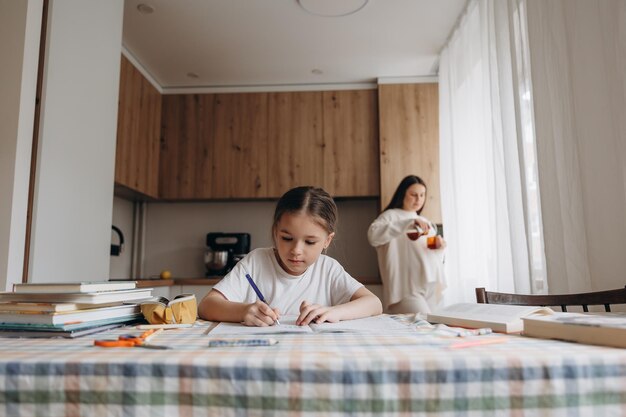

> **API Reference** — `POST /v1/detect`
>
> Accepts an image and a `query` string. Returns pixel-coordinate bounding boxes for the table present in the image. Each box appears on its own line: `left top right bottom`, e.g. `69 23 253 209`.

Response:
1 317 625 416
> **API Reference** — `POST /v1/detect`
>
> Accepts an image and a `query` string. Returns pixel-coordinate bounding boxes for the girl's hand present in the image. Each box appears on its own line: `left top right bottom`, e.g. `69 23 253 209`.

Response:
297 300 340 325
242 301 280 327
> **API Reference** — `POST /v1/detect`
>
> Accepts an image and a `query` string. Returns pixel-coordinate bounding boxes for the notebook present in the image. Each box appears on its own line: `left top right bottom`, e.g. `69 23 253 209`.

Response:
208 314 409 336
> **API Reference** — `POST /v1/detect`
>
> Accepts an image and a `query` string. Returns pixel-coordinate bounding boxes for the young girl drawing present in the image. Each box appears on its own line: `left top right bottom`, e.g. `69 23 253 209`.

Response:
368 175 446 314
198 186 382 326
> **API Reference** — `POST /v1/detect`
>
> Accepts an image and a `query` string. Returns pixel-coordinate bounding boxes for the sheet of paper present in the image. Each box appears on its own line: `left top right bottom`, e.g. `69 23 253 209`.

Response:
209 316 312 335
208 315 410 335
310 315 409 333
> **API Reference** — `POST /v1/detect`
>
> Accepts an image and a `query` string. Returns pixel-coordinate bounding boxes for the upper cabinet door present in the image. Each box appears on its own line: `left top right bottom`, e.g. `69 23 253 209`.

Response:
115 55 161 198
322 90 379 197
159 94 215 199
266 92 325 198
378 83 441 223
211 93 269 198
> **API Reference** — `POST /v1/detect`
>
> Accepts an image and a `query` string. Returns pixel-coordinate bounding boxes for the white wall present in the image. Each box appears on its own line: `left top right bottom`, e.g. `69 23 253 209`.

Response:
29 0 124 283
115 199 381 280
527 0 626 292
0 0 43 291
109 197 134 279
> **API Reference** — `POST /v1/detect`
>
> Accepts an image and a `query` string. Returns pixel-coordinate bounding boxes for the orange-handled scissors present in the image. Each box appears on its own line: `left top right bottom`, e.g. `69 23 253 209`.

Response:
94 339 137 348
94 328 169 349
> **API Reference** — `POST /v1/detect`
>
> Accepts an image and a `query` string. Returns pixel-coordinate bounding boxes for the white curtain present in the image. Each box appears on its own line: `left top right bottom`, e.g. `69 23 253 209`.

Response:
439 0 547 305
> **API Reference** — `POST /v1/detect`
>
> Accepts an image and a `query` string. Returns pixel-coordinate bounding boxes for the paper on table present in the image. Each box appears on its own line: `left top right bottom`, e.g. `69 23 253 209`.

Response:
208 315 409 336
209 316 312 335
310 315 410 333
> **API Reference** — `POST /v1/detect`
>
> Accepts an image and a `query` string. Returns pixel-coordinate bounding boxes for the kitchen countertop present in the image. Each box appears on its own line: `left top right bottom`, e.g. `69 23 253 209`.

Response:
114 278 222 288
124 276 380 287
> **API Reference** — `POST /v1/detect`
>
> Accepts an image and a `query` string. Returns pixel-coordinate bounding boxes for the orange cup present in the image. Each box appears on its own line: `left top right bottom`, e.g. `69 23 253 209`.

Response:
427 236 437 249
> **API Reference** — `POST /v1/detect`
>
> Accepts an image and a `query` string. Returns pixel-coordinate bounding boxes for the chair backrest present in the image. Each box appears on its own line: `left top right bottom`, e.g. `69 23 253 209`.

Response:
475 286 626 312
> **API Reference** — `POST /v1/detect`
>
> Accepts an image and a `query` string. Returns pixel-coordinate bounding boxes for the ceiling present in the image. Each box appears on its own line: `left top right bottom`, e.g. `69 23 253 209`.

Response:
122 0 467 92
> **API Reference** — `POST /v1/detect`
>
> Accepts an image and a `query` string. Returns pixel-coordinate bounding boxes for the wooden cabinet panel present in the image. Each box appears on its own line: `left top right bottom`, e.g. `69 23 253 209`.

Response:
378 83 441 222
115 55 161 198
159 94 214 199
322 90 379 197
267 92 325 198
157 89 383 200
211 93 269 198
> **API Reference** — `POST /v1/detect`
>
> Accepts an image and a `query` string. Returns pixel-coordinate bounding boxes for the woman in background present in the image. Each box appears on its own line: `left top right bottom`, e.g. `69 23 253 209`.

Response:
367 175 446 314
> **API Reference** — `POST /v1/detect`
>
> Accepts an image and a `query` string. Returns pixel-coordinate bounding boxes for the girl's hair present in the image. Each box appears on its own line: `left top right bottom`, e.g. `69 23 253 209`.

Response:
273 186 338 235
384 175 428 214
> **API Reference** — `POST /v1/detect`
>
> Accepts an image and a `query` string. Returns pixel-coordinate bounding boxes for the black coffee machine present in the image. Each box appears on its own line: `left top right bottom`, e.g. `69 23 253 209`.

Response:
204 233 251 276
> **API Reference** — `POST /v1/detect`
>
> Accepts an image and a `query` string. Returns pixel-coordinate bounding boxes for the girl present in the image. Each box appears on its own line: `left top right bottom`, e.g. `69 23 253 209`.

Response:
367 175 446 314
198 186 382 326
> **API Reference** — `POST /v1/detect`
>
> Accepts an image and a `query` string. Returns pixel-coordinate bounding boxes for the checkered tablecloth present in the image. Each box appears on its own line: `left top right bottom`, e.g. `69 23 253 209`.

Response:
1 316 625 417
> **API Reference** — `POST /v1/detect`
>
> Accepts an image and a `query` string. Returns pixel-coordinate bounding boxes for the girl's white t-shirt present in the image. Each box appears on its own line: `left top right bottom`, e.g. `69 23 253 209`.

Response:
213 247 363 315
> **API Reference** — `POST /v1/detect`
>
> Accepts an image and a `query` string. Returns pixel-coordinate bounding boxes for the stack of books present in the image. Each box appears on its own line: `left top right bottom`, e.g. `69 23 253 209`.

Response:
0 281 153 338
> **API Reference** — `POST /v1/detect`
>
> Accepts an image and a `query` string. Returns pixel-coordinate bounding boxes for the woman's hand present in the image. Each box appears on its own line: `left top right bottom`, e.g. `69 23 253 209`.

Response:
242 301 280 327
297 300 340 326
414 218 430 235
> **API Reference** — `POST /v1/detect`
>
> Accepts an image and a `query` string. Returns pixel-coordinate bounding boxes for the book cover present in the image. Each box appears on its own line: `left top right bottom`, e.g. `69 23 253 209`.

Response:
0 314 145 331
13 281 136 293
0 288 153 304
426 303 554 333
522 312 626 348
0 301 125 313
0 322 129 339
0 302 80 313
0 304 141 326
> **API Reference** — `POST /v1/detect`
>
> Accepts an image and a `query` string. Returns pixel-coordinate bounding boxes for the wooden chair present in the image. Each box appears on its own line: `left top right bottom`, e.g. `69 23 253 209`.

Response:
475 286 626 312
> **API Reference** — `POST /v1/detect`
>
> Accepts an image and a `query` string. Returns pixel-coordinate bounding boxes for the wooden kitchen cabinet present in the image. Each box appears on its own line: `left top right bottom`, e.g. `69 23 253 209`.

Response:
160 93 271 199
266 91 325 197
378 83 441 223
159 94 215 199
158 89 390 200
322 90 379 197
116 64 438 203
115 55 161 199
211 93 270 198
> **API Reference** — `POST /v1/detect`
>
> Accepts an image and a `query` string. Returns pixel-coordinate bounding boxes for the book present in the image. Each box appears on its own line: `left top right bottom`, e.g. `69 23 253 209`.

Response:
0 302 81 313
0 301 125 313
0 322 129 339
0 288 153 304
0 304 141 326
522 312 626 348
426 303 554 333
208 314 409 336
0 314 145 332
141 293 196 308
13 281 136 293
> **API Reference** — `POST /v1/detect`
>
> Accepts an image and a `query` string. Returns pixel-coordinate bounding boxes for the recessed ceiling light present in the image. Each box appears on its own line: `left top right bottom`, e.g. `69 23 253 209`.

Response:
136 3 154 14
311 69 323 75
186 72 199 79
298 0 369 17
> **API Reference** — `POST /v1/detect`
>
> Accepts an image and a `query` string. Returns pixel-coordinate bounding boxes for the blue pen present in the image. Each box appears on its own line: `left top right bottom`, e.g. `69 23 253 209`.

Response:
245 273 280 325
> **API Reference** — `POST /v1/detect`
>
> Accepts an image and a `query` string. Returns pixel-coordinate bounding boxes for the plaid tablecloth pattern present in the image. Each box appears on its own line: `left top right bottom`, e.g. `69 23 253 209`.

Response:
1 317 626 417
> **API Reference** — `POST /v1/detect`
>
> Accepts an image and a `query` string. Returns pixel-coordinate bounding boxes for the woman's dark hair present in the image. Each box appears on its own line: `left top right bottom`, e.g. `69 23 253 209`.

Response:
384 175 428 214
273 186 338 235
